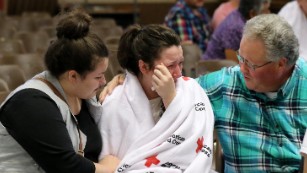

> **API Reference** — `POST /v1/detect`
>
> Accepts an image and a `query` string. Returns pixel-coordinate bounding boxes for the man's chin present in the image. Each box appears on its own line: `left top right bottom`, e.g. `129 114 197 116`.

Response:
244 81 256 91
245 83 265 93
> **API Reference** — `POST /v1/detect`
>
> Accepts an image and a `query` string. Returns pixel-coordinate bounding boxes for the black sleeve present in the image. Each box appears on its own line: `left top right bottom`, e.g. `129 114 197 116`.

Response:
0 89 95 173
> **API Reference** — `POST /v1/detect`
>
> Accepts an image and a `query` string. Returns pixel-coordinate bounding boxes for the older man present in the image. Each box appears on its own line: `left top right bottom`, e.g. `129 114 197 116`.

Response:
197 14 307 172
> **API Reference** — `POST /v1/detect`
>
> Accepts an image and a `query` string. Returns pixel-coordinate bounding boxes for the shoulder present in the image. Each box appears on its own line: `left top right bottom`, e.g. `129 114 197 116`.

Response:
213 2 231 16
165 2 186 20
219 11 244 39
294 58 307 79
196 65 242 93
288 58 307 100
278 1 298 17
179 76 202 89
217 11 244 32
0 88 62 125
4 88 54 107
225 10 245 27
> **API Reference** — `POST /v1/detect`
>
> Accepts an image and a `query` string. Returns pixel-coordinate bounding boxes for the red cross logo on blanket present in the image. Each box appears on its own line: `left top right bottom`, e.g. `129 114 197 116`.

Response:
196 137 204 153
145 155 160 167
182 76 190 81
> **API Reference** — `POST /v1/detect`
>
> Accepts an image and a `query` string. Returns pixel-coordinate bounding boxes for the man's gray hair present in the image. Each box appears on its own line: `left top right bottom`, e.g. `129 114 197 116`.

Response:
243 14 299 65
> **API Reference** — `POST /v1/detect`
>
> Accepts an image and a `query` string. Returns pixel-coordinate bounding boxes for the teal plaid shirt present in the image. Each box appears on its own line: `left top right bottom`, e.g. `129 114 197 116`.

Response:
196 58 307 172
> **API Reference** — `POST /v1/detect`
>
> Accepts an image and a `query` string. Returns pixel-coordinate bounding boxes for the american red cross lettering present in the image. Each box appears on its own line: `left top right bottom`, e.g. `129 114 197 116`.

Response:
196 137 204 153
145 155 160 167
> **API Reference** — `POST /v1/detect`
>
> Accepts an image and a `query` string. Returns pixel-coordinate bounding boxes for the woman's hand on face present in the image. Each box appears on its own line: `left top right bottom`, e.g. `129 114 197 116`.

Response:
152 63 176 108
99 74 125 103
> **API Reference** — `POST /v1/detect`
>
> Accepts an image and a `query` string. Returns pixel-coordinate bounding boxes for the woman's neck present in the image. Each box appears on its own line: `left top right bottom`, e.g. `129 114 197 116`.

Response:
66 96 81 115
59 78 82 115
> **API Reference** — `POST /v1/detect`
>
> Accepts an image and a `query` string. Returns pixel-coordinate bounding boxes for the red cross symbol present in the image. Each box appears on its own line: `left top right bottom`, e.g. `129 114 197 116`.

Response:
145 155 160 167
182 76 190 81
196 137 204 153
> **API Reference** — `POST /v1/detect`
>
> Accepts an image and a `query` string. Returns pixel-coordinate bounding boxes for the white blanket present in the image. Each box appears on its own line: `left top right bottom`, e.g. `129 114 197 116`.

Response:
90 72 215 173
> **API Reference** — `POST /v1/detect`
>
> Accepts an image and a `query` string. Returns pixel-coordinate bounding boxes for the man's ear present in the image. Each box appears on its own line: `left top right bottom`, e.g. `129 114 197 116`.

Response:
278 57 288 68
139 60 150 74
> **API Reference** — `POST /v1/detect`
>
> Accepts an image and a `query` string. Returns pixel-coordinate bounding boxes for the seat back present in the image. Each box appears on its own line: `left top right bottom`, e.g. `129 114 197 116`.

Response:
0 53 45 80
39 25 56 38
213 130 224 173
0 38 26 54
0 53 16 64
0 78 9 92
0 78 10 104
196 60 237 76
14 53 45 79
0 24 16 40
0 64 26 90
104 36 121 45
105 44 124 82
0 91 10 104
13 30 49 54
182 44 202 78
92 18 117 28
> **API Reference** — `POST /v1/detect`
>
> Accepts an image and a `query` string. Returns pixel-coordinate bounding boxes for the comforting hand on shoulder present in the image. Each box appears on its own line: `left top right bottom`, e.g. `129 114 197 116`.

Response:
98 74 125 103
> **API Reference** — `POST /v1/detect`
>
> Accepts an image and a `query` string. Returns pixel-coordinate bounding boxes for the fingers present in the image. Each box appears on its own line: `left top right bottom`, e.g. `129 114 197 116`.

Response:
98 73 126 103
151 74 159 91
152 64 172 86
98 87 109 103
154 63 171 77
152 67 164 90
152 63 175 96
118 73 126 84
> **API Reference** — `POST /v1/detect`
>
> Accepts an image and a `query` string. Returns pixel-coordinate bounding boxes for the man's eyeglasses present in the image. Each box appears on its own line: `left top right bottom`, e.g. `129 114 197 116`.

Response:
236 52 272 71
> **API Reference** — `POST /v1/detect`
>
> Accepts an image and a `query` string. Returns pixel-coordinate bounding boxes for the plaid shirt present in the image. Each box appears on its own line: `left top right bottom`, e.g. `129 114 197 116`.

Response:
164 0 211 53
196 58 307 172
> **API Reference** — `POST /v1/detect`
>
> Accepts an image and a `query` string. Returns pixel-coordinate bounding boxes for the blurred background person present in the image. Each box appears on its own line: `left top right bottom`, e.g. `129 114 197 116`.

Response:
164 0 211 53
202 0 271 62
211 0 240 30
278 0 307 60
